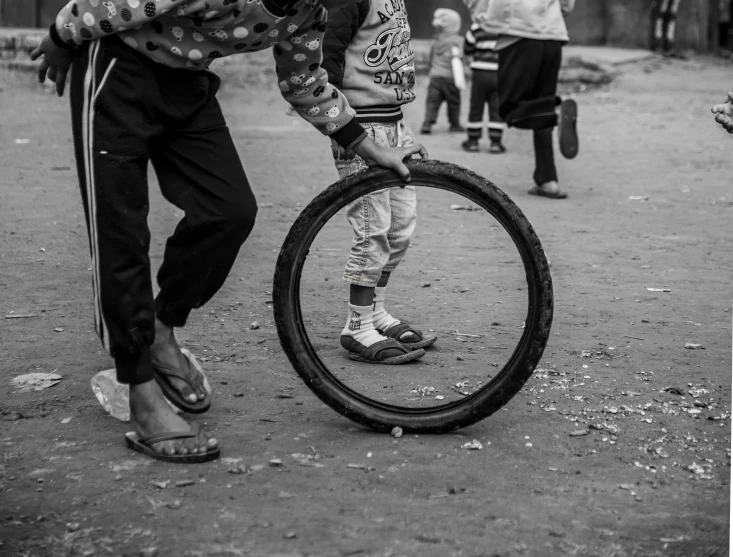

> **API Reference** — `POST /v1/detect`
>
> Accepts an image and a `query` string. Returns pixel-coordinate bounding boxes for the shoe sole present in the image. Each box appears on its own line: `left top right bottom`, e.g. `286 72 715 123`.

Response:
559 99 579 160
348 348 426 365
400 335 438 350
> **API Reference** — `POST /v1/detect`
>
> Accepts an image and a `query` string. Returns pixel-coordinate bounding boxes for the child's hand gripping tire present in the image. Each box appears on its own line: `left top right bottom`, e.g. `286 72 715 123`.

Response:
273 160 553 434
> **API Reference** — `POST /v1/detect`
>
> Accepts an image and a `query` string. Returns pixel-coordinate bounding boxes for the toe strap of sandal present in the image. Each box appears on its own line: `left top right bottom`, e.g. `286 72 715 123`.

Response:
381 323 423 342
360 339 410 361
137 424 200 447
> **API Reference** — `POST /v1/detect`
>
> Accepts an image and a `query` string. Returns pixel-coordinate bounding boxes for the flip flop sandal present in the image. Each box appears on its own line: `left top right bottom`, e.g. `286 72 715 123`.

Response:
528 186 568 199
340 336 425 365
559 99 579 160
152 349 210 414
380 323 438 350
124 424 220 463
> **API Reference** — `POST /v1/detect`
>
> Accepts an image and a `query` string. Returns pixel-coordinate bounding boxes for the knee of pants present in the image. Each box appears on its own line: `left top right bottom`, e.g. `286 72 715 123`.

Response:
219 198 258 241
390 207 417 253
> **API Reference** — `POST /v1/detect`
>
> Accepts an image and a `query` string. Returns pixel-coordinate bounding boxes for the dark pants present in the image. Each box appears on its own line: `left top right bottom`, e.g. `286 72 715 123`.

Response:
498 39 563 186
423 77 462 128
651 0 682 52
70 37 257 385
466 69 504 143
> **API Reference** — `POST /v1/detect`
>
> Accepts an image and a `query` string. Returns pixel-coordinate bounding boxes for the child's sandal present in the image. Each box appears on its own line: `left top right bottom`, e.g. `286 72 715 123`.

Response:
380 323 438 350
340 336 425 365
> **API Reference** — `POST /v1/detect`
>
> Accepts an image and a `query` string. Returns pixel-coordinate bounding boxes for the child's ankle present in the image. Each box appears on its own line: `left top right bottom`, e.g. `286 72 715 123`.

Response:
341 303 385 347
372 287 400 332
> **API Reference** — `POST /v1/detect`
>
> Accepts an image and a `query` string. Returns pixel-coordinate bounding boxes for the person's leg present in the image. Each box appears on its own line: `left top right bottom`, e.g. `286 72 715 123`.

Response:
149 72 257 402
486 70 507 151
69 38 215 457
532 128 556 185
464 70 486 150
530 41 564 191
663 0 682 54
421 79 443 133
445 80 464 132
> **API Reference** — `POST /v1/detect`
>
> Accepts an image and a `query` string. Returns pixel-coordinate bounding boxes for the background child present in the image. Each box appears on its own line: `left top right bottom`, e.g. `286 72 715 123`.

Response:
420 8 466 135
463 0 578 199
323 0 437 365
462 21 506 154
31 0 427 462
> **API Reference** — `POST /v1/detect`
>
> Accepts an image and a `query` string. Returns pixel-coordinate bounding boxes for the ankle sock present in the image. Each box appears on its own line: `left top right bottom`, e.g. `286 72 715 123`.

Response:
342 303 385 347
372 287 400 333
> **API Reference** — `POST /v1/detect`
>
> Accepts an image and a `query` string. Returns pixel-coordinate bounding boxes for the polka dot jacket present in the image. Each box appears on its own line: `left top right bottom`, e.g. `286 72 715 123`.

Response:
54 0 366 147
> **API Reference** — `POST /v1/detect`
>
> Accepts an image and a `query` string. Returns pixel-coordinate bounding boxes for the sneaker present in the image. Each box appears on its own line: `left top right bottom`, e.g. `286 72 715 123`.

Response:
489 142 507 154
420 124 432 135
558 99 579 159
461 139 479 152
449 125 466 133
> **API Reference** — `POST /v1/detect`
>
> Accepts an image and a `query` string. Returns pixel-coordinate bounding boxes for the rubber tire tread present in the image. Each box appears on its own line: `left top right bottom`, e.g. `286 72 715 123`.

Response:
273 160 553 433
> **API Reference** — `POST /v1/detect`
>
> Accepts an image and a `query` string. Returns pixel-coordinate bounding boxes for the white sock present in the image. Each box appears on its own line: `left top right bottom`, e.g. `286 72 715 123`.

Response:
372 287 400 333
342 304 386 347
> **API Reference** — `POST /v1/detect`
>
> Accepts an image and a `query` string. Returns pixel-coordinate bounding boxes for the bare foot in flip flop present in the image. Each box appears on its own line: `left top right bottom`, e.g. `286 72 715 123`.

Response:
150 317 209 412
528 181 568 199
128 380 219 461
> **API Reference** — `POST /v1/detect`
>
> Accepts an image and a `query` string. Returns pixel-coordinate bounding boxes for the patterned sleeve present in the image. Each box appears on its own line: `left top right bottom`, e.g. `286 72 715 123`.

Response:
274 7 366 150
54 0 189 46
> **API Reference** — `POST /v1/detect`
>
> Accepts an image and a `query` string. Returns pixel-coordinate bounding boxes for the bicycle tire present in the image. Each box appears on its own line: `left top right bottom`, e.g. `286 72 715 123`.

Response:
273 160 553 433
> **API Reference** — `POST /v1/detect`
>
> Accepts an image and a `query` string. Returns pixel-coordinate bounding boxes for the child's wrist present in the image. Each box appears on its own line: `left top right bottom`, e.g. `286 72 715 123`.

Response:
49 23 76 50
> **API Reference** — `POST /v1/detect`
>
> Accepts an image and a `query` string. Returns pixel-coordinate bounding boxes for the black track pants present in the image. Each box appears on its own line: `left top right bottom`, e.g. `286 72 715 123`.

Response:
498 39 563 185
69 37 257 384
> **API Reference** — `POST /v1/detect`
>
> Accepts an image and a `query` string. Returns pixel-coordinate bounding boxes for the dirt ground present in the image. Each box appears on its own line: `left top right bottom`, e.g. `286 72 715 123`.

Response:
1 50 731 557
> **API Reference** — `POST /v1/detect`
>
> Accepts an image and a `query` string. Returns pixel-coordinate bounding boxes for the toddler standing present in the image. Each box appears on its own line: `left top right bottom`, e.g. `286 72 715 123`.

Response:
323 0 437 364
420 8 466 135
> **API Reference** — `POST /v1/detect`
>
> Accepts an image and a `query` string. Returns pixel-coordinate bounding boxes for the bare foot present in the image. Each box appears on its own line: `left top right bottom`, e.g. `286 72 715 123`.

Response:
538 180 561 195
150 317 207 405
129 380 217 456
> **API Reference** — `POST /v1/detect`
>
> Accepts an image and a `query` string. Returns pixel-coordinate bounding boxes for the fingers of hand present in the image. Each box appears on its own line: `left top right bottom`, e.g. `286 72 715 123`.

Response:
47 66 58 83
727 91 733 102
55 70 69 97
37 58 49 84
30 47 42 61
419 145 429 160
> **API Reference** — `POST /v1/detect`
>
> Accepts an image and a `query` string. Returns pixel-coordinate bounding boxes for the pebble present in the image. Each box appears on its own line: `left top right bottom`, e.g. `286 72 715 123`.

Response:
165 500 182 510
228 464 249 475
140 548 159 557
250 321 260 330
67 522 80 532
269 458 283 467
54 328 64 333
569 430 590 437
284 532 297 539
391 427 403 438
175 479 195 487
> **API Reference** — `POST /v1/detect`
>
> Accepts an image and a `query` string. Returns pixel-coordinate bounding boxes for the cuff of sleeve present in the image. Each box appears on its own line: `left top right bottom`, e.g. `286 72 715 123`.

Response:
331 118 367 150
49 23 75 49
